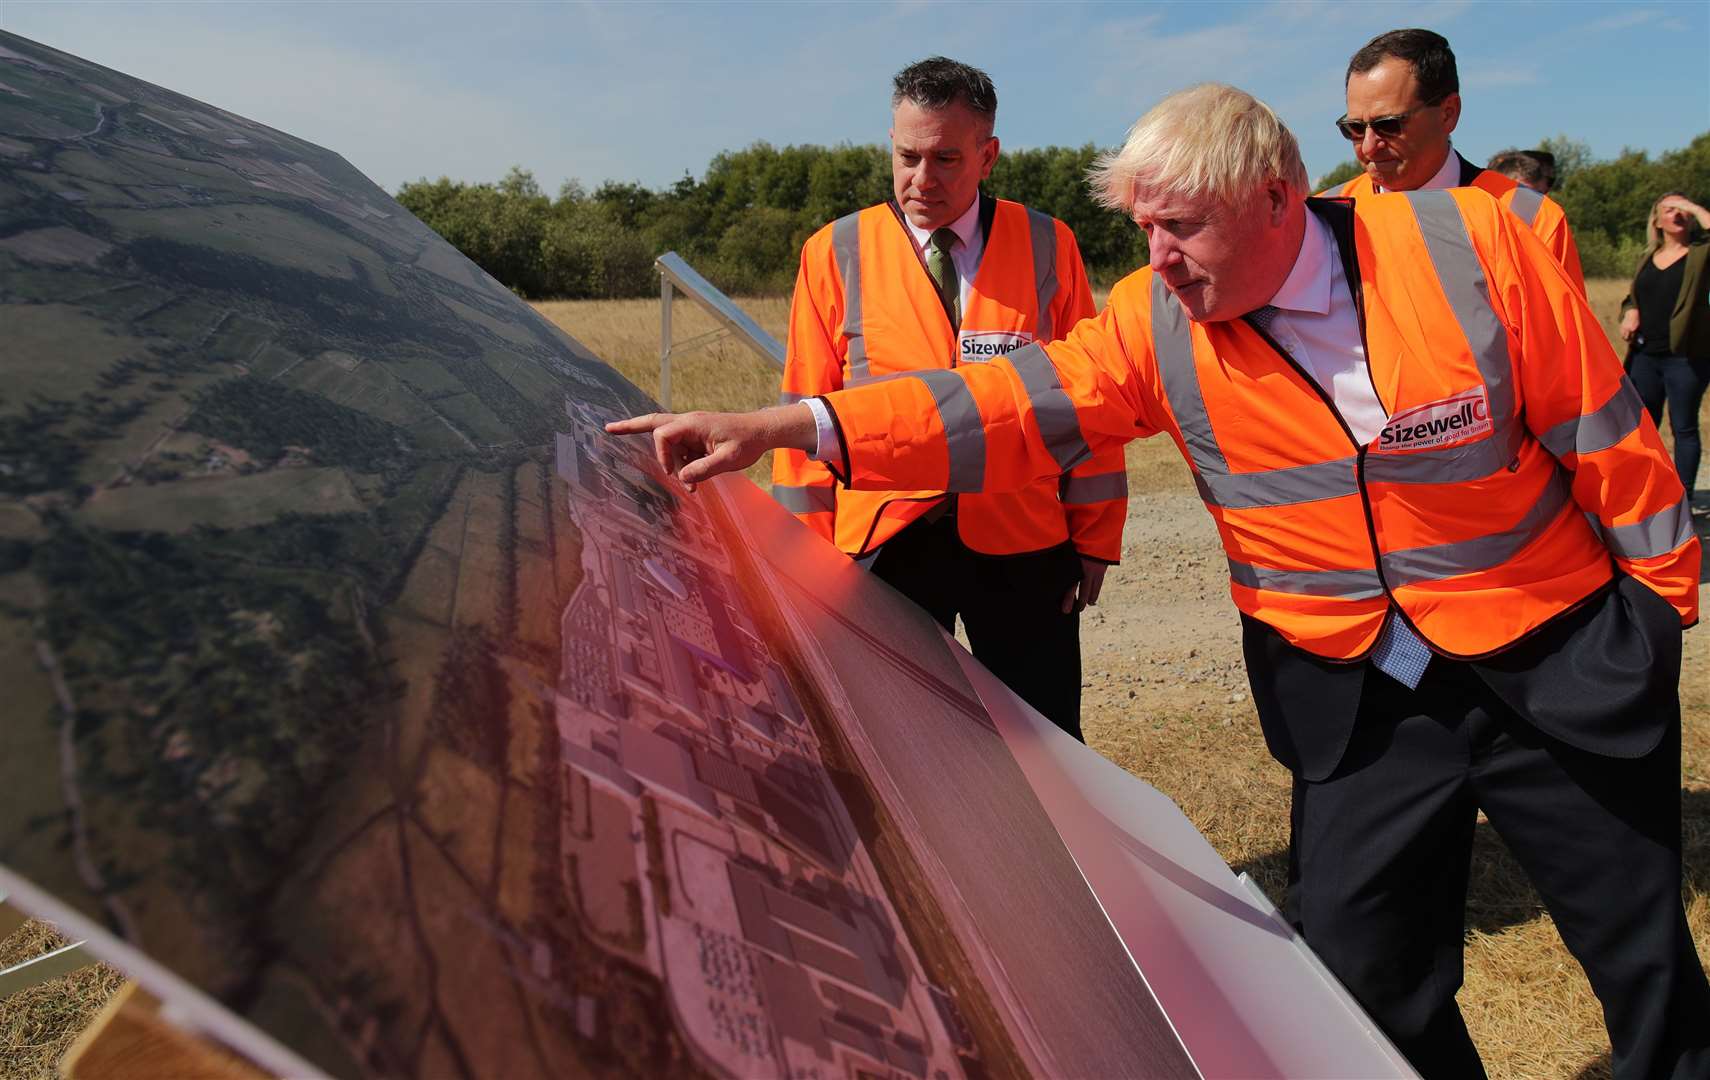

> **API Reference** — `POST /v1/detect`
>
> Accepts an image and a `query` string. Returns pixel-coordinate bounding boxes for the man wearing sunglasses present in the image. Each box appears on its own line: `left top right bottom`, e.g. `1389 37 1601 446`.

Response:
1327 28 1585 293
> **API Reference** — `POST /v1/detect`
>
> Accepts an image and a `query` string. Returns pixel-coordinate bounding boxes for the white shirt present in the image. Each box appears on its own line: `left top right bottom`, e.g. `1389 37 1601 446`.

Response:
1261 210 1388 444
900 193 984 315
1373 144 1461 195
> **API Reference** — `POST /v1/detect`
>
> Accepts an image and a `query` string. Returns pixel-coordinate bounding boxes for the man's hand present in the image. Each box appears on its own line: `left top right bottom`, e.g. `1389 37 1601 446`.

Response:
1620 307 1640 342
1061 557 1109 614
605 404 817 491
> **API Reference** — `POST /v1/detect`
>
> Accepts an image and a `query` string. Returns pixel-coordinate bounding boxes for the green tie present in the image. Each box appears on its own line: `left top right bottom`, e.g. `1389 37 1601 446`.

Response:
926 227 960 330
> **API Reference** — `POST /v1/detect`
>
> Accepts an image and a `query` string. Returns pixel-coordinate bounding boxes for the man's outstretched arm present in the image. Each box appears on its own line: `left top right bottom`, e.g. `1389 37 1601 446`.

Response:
606 405 819 492
610 300 1162 504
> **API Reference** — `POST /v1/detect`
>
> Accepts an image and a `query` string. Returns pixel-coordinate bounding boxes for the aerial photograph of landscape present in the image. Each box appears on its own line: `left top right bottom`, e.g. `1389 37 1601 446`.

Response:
0 30 1201 1080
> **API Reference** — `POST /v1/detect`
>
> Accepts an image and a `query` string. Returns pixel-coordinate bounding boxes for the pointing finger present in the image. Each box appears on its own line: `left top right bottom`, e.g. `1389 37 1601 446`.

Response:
605 413 670 435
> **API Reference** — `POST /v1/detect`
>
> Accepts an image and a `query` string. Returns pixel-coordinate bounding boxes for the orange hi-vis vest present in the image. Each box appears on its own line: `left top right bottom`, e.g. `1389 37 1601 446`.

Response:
819 189 1698 660
1331 153 1585 295
771 197 1126 560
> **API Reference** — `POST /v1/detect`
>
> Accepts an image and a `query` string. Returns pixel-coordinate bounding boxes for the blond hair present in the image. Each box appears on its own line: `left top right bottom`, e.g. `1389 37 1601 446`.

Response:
1646 191 1694 255
1089 84 1308 212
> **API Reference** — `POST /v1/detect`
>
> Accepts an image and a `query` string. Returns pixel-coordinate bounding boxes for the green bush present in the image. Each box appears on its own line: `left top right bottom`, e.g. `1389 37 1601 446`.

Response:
395 132 1709 300
1574 230 1649 281
1553 133 1710 260
1314 160 1364 193
397 167 552 297
540 206 655 299
716 207 810 281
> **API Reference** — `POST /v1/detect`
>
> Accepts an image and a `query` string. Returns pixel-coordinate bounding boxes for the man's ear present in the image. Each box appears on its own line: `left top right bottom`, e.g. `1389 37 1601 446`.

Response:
979 135 1001 181
1439 92 1462 135
1265 179 1291 225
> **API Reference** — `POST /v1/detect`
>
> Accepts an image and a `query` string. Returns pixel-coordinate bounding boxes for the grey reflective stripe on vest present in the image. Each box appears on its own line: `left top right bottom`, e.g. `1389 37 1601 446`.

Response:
1005 342 1093 473
771 484 836 515
1346 191 1528 487
1362 422 1525 485
1152 275 1225 475
1602 496 1694 560
1508 184 1544 227
1383 469 1573 588
1405 191 1516 423
1027 208 1059 342
1539 378 1644 460
1062 470 1127 504
832 212 869 380
1151 275 1361 508
911 368 987 492
1230 469 1576 599
1208 458 1362 508
1226 560 1385 600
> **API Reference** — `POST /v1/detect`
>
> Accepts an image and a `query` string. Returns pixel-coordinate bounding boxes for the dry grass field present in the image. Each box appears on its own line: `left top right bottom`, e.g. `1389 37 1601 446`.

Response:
0 923 125 1077
4 277 1702 1078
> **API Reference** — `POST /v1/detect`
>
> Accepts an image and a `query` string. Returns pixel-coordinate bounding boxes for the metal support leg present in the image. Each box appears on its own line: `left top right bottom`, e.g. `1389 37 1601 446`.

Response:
659 276 673 410
652 251 784 411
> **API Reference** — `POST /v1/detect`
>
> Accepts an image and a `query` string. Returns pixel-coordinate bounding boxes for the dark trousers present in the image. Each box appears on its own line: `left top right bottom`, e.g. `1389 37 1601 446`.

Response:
869 514 1085 740
1284 659 1710 1080
1629 350 1710 494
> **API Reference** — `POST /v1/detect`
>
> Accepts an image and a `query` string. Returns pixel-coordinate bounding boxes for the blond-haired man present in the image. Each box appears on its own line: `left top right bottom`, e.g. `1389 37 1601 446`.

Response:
613 83 1709 1080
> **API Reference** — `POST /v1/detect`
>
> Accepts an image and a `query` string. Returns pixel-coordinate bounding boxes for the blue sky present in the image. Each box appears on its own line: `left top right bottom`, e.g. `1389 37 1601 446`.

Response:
6 1 1706 196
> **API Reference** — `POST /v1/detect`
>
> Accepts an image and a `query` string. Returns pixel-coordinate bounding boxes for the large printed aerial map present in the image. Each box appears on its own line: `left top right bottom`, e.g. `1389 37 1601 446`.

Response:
0 31 1216 1080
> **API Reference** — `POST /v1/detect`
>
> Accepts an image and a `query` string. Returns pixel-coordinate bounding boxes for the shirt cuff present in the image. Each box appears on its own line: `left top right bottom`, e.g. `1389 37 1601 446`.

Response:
804 397 842 467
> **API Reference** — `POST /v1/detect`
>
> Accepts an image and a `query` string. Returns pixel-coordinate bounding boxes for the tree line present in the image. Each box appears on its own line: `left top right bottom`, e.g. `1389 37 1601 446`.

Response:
395 132 1709 299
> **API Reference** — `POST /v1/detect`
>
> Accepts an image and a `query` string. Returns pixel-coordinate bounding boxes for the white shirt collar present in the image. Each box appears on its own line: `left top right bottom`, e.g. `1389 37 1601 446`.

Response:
1375 144 1461 194
1265 209 1334 316
903 193 981 252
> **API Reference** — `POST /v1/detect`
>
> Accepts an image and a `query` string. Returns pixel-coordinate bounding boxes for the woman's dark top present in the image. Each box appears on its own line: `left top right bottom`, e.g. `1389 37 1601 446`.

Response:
1633 254 1688 355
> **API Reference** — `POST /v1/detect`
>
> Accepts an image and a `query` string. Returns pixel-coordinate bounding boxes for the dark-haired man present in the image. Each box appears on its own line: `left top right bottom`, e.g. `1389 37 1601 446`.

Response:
1327 29 1585 291
769 56 1123 740
1488 148 1556 193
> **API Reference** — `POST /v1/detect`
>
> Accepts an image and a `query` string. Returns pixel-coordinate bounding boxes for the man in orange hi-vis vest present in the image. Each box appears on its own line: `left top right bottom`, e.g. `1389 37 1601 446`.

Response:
611 84 1709 1080
770 57 1124 741
1327 28 1586 294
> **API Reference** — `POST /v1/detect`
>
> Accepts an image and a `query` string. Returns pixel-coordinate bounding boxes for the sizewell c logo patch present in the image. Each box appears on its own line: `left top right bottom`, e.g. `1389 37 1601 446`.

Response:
1375 387 1492 452
958 329 1032 362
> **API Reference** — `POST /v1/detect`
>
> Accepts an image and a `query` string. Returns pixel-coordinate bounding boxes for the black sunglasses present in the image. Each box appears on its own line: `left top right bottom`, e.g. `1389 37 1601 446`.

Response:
1334 98 1446 141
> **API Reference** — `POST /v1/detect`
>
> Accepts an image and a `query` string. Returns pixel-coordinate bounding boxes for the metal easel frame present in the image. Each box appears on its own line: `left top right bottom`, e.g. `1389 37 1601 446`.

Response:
656 252 784 410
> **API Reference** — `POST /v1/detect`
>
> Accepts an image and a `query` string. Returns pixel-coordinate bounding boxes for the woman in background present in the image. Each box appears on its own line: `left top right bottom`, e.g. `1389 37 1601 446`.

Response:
1621 192 1710 506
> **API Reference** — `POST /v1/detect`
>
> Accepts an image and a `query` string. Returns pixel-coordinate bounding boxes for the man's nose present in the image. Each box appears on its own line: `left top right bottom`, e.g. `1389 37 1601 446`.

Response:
1148 235 1179 272
1359 125 1384 159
